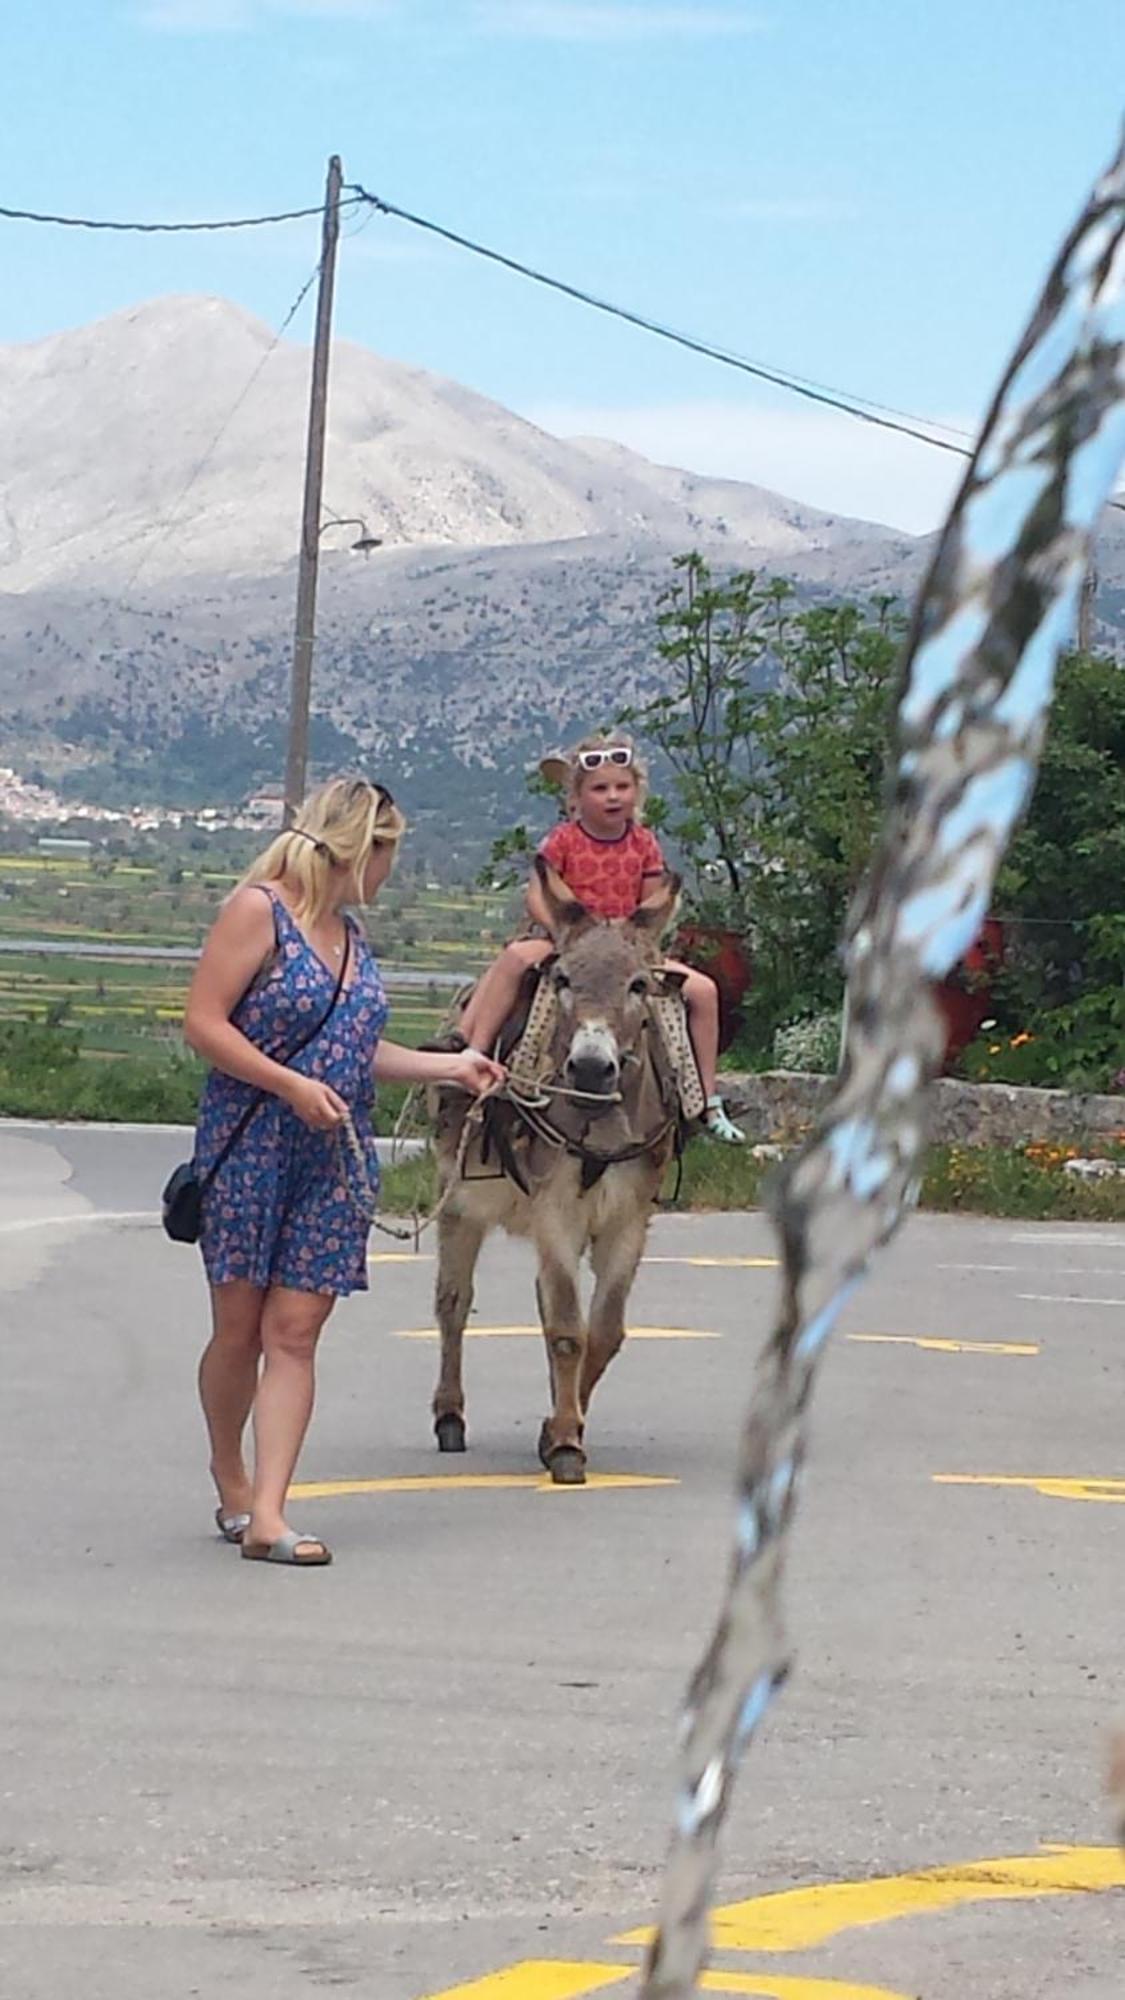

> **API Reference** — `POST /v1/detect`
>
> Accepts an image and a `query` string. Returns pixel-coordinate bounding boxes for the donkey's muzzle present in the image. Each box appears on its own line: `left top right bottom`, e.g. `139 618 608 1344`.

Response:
564 1044 620 1102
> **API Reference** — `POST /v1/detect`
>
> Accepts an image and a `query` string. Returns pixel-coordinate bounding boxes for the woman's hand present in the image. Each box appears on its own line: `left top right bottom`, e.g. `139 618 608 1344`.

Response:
281 1074 349 1130
444 1051 507 1097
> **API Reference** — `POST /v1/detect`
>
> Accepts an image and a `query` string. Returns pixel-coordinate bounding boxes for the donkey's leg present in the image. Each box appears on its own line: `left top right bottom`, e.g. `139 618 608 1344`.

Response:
533 1206 589 1485
432 1205 486 1452
582 1181 651 1409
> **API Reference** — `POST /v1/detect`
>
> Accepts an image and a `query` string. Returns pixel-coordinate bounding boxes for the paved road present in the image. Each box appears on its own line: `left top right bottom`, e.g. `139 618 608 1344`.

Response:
2 1122 1124 2000
0 938 467 986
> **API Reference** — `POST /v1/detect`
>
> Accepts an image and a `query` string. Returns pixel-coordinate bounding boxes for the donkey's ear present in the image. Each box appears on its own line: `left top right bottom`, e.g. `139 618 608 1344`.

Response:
533 854 593 940
629 870 682 940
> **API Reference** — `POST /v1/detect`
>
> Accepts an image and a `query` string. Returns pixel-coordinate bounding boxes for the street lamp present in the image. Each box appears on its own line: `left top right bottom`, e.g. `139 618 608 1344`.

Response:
319 511 383 557
284 507 384 822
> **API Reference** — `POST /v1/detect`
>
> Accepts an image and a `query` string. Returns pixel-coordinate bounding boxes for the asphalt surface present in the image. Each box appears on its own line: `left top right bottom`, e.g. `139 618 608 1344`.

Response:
2 1122 1124 2000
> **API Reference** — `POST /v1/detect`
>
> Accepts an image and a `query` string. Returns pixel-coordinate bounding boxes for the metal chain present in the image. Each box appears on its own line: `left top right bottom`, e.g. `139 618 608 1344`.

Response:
639 131 1125 1999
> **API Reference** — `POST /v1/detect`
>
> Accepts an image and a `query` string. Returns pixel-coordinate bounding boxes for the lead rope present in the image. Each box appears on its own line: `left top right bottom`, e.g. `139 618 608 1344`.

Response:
334 1096 494 1249
638 133 1125 1999
336 1071 635 1249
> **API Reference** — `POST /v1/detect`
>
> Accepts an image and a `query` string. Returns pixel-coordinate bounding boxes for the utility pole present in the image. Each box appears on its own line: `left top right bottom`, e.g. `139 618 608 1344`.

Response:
284 154 343 825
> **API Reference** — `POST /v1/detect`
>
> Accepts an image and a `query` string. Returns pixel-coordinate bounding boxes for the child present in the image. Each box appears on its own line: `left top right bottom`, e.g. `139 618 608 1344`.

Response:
459 733 745 1142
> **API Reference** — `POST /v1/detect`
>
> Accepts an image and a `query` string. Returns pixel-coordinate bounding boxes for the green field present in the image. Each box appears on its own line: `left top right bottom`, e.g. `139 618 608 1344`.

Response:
0 848 515 1057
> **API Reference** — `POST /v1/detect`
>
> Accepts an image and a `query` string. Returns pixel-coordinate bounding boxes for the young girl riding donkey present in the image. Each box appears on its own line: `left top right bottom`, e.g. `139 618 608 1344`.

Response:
458 733 745 1143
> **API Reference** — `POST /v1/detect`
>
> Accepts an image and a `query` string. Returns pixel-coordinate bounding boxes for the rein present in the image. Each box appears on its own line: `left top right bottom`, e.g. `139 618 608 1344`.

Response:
335 1056 676 1250
503 1064 677 1170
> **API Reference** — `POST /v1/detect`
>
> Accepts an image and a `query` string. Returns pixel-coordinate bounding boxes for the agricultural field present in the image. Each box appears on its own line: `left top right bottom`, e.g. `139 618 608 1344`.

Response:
0 847 514 1057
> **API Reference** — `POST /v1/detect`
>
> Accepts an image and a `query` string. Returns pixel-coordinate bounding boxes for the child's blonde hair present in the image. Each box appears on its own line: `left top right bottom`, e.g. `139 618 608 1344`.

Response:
547 731 649 819
241 776 406 924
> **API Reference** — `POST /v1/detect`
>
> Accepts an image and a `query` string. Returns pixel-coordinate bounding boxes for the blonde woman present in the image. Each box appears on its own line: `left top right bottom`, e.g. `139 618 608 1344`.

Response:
184 777 502 1568
458 734 744 1141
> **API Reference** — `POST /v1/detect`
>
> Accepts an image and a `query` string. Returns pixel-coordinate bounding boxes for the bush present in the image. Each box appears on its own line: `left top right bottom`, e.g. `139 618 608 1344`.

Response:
0 1018 203 1123
771 1011 842 1075
958 985 1125 1095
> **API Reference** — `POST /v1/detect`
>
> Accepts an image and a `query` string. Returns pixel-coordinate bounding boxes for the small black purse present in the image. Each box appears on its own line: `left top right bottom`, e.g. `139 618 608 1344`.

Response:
162 932 349 1245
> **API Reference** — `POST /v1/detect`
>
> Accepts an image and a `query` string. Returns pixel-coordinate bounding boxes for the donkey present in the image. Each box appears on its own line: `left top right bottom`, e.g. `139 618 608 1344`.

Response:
428 858 682 1484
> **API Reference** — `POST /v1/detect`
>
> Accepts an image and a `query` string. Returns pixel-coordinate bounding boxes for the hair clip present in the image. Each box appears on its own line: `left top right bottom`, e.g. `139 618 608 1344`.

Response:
289 827 332 860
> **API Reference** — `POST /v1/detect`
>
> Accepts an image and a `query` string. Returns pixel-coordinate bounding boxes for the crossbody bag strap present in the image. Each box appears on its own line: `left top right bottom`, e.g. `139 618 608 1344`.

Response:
199 917 352 1193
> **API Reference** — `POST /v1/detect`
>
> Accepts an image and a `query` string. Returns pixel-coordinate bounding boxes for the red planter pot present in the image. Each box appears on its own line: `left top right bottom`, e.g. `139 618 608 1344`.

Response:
932 917 1006 1070
673 922 753 1054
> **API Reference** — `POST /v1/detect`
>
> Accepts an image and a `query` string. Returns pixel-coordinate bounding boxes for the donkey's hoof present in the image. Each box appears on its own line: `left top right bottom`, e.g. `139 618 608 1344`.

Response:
548 1447 587 1487
538 1421 587 1483
435 1413 467 1453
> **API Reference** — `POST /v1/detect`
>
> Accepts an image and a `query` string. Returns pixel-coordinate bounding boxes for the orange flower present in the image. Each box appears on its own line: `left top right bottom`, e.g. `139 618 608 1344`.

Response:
1009 1032 1035 1048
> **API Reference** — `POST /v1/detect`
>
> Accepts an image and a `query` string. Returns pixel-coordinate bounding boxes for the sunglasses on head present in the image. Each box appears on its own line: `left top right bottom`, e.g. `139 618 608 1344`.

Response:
576 746 633 773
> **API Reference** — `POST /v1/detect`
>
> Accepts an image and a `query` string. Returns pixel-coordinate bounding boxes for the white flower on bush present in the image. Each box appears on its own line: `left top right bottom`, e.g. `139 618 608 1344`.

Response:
772 1011 841 1075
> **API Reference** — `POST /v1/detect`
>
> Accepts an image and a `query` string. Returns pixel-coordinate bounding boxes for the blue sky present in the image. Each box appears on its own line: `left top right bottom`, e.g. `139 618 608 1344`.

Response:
1 1 1122 531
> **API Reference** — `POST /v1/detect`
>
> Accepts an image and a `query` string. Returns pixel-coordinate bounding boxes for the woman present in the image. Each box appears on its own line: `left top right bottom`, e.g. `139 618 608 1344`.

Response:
184 777 502 1568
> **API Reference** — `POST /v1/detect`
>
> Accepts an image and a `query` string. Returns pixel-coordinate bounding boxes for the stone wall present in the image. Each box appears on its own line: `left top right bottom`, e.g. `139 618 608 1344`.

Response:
722 1070 1124 1149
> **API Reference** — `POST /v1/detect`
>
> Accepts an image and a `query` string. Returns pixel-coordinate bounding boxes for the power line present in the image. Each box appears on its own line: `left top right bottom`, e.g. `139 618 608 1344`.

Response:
0 197 361 234
3 177 1121 512
348 184 977 460
349 181 1125 514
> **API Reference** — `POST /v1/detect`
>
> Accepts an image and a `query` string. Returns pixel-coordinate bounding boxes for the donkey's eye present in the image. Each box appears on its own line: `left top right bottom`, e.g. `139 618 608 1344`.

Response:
628 974 649 996
554 970 571 991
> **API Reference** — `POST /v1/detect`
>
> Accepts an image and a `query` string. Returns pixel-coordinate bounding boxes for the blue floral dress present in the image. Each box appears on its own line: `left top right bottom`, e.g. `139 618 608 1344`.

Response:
194 887 388 1296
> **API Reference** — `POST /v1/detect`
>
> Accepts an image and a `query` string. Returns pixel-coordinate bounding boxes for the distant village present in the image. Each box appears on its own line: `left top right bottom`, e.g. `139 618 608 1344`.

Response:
0 766 282 841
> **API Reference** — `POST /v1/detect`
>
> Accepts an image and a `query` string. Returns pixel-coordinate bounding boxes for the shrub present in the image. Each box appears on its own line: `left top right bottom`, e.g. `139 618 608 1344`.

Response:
771 1011 842 1075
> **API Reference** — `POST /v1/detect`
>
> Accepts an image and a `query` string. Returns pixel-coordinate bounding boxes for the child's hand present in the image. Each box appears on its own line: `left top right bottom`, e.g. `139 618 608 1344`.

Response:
446 1052 506 1096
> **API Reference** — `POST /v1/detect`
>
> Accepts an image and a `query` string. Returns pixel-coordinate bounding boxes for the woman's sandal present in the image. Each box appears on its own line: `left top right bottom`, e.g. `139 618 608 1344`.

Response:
214 1508 252 1545
241 1530 333 1567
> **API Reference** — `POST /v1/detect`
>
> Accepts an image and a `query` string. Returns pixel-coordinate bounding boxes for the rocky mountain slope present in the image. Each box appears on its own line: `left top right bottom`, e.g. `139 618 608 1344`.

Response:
1 296 1120 842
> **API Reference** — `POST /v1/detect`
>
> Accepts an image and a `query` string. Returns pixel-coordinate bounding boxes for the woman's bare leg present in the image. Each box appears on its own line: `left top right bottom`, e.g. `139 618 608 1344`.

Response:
199 1280 264 1519
246 1285 336 1548
459 938 553 1052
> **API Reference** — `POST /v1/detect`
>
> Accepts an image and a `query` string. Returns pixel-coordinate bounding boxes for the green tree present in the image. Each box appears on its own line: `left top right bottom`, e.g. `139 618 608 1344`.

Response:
978 647 1125 1088
622 554 903 1045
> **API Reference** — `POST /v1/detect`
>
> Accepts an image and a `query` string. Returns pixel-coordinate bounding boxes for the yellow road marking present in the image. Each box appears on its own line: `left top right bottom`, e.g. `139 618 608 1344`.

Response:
935 1474 1125 1505
369 1254 776 1270
289 1473 678 1500
415 1968 907 2000
848 1335 1039 1357
618 1846 1125 1954
420 1846 1125 2000
391 1325 719 1341
418 1963 628 2000
643 1256 779 1269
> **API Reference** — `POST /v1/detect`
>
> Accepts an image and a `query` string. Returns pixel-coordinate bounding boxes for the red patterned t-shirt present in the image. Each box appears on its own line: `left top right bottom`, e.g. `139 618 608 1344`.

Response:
538 818 666 920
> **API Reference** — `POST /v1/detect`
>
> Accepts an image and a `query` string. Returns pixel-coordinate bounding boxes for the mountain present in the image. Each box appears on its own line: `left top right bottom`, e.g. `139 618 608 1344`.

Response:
1 296 1120 855
0 295 918 591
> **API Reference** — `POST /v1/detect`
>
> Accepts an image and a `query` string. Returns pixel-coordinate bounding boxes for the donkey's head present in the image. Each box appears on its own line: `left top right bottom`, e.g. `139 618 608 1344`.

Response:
533 855 681 1107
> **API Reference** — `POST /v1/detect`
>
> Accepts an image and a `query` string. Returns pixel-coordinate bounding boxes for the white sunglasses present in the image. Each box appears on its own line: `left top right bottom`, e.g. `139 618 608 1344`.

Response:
576 745 633 772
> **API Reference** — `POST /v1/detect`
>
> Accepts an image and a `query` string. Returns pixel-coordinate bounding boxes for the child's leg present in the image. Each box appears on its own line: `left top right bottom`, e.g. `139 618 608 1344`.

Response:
460 938 553 1053
667 961 718 1098
665 959 744 1143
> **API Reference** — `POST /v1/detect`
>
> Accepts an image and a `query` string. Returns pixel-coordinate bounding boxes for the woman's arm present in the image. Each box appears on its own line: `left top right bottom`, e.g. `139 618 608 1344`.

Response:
184 887 346 1127
374 1040 505 1094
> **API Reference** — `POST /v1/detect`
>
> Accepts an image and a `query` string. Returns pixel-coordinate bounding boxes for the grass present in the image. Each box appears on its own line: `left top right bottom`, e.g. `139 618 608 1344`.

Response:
378 1138 1125 1222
